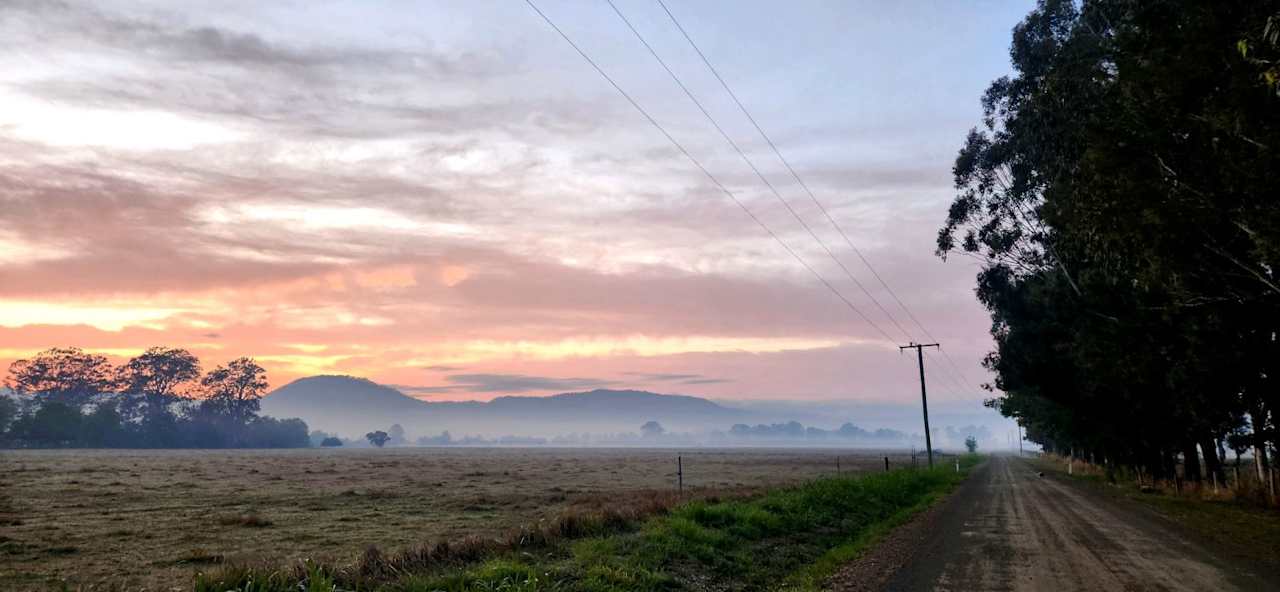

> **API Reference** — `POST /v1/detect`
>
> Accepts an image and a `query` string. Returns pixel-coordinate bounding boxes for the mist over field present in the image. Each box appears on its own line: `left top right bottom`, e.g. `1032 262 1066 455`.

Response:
257 375 1008 451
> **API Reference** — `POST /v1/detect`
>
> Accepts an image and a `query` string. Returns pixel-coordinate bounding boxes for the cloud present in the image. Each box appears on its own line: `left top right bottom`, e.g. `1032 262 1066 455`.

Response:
440 373 616 393
679 378 732 385
0 0 1003 403
620 371 730 385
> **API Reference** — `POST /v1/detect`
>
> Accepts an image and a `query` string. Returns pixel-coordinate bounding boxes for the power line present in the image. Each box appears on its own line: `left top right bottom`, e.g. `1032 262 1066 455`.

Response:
654 0 984 393
523 0 894 342
605 0 909 346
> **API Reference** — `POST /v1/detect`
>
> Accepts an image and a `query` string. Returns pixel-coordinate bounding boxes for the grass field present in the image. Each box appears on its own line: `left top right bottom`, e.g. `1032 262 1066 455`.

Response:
196 455 978 592
0 447 918 590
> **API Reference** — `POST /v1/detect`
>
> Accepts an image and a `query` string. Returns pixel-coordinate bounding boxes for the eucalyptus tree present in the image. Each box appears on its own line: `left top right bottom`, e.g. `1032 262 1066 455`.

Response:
938 0 1280 478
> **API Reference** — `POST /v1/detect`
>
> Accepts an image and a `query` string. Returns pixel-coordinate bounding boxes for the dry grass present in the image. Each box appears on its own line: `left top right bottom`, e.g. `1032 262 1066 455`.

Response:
0 447 905 590
1039 452 1279 505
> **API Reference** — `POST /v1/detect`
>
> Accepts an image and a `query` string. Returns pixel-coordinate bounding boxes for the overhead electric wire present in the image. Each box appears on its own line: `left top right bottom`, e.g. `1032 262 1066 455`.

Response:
654 0 984 395
604 0 910 347
524 0 895 343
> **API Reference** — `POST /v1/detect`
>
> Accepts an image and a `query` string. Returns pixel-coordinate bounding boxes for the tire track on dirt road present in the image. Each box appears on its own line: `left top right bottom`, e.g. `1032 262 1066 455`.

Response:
831 455 1272 591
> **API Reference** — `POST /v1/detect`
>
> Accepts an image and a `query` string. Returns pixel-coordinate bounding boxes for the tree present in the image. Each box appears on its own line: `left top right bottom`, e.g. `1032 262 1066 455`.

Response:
640 420 665 438
965 436 979 454
81 401 127 447
6 347 113 408
241 416 310 448
22 402 82 447
938 0 1280 480
199 358 268 428
320 436 343 447
388 423 406 446
366 430 390 448
117 347 201 425
0 396 17 438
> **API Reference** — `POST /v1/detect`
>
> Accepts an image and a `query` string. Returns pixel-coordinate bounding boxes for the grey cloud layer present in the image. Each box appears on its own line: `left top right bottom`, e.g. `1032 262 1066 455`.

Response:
0 1 996 379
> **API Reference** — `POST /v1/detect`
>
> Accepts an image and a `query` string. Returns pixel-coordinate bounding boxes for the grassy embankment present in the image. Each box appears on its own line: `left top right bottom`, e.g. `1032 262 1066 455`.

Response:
196 455 983 592
1033 454 1280 576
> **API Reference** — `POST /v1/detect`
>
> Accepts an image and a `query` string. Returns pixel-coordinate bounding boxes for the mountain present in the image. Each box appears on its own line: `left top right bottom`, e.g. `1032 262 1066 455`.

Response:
260 375 750 438
487 389 730 418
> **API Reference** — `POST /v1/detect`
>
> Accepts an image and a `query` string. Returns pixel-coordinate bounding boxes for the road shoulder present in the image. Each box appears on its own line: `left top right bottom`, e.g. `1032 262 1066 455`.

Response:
822 460 989 592
1031 456 1280 583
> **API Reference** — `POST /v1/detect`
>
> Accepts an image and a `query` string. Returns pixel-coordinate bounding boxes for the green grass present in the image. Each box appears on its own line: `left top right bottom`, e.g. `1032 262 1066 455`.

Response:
196 455 982 592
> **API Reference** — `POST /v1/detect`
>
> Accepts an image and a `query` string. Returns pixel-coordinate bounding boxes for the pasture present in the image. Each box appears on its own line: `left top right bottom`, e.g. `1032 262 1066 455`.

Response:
0 447 910 590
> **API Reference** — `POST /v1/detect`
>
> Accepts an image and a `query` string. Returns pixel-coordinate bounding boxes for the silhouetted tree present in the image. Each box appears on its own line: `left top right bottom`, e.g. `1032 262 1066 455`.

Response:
366 430 390 448
0 396 17 439
640 420 665 438
117 348 201 439
199 357 268 444
6 347 113 408
965 436 979 454
80 401 127 447
241 416 310 448
320 436 343 447
388 423 406 446
20 402 82 447
0 346 308 450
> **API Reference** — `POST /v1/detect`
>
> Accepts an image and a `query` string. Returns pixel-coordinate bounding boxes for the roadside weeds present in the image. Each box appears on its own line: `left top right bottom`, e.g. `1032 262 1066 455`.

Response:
194 456 983 592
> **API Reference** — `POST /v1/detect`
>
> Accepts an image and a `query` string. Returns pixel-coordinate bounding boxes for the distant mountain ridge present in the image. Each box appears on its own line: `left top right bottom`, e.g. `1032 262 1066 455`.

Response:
260 375 748 437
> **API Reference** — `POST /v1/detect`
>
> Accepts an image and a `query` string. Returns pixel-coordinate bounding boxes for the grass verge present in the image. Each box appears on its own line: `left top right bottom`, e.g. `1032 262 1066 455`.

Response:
195 456 981 592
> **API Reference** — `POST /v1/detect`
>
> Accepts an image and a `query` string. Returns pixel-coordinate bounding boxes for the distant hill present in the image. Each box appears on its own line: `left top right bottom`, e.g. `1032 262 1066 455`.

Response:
260 375 750 438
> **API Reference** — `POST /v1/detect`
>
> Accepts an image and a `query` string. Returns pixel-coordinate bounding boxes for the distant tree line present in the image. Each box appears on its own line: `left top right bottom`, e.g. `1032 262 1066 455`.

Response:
939 1 1279 482
725 421 911 442
0 347 309 448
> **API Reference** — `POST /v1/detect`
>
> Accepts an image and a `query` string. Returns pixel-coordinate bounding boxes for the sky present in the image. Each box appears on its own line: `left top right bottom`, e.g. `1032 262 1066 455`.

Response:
0 0 1035 409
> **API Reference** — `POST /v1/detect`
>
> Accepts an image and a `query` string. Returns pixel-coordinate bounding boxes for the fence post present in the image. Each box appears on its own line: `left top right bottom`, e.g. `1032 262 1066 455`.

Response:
955 458 959 473
677 455 683 494
836 456 840 474
884 456 890 472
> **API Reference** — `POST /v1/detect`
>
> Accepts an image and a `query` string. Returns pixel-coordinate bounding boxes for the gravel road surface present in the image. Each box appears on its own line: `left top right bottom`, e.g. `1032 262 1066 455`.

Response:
830 455 1271 591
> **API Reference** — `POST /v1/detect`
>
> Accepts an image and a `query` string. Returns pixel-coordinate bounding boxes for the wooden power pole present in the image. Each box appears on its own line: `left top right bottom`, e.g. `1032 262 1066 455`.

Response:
900 342 939 467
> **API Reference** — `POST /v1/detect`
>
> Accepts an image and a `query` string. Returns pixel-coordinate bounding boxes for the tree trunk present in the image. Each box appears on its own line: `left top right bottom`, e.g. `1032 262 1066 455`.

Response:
1255 404 1271 482
1200 437 1223 483
1182 441 1203 482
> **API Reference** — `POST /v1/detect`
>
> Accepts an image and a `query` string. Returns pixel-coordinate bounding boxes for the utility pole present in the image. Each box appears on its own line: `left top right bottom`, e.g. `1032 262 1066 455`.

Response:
1017 424 1024 456
900 342 939 467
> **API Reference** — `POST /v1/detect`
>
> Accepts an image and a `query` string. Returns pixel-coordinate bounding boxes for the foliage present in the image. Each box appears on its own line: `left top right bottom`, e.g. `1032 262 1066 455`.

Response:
1 346 309 449
389 423 406 446
116 347 201 424
367 430 391 448
320 436 343 447
638 421 664 437
0 395 17 435
197 357 270 445
939 0 1280 480
5 347 113 408
965 436 978 454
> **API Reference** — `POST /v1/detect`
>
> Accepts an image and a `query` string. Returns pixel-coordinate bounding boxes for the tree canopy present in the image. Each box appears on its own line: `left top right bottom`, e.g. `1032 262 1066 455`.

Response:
940 0 1280 481
1 347 307 449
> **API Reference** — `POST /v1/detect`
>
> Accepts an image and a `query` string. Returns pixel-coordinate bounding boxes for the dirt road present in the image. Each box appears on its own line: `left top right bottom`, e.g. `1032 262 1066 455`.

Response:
869 456 1269 591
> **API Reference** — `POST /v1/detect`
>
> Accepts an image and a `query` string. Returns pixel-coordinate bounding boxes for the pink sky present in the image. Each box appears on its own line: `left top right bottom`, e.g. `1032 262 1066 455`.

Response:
0 1 1029 406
